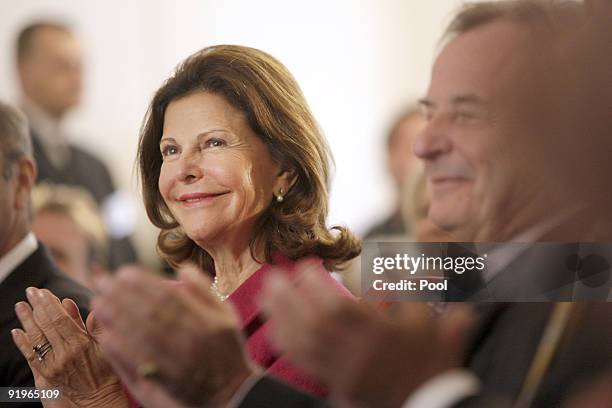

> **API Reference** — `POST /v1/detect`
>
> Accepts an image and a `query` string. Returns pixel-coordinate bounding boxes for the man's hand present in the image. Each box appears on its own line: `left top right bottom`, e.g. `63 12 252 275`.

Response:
261 260 475 408
92 265 257 407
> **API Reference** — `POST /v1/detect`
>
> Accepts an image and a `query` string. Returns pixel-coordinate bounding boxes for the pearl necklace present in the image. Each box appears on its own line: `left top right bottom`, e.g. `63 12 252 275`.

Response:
210 276 229 301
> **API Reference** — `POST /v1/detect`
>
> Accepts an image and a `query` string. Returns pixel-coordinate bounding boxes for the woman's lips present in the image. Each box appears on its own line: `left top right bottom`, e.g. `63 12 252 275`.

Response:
178 192 229 207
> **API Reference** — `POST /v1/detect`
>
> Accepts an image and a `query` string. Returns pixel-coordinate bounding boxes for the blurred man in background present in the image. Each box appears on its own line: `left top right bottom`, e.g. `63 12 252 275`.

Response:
15 21 138 270
364 107 426 240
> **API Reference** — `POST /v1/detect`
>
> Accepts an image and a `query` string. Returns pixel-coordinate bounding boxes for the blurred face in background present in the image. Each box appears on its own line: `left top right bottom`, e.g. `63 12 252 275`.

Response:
414 21 553 241
18 27 83 118
32 208 91 285
401 164 456 242
388 114 426 189
158 91 283 249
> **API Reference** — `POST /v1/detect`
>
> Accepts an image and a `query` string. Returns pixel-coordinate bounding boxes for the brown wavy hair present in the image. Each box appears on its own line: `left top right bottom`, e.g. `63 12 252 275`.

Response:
137 45 361 274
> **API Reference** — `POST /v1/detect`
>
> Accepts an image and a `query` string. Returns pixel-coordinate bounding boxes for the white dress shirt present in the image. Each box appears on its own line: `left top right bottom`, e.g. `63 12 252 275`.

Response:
401 369 480 408
0 233 38 285
476 206 582 283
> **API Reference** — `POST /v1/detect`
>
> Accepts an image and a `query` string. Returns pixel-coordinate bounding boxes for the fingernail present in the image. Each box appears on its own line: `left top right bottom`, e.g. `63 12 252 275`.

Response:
37 289 46 299
14 302 25 315
10 329 18 338
26 287 37 302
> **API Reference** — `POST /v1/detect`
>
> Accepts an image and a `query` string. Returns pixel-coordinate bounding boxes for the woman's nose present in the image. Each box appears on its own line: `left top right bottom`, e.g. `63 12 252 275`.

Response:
176 152 203 183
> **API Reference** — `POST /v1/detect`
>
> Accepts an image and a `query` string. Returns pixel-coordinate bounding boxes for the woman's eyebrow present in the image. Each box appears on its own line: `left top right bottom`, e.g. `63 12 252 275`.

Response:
159 136 177 145
195 129 238 144
196 129 231 139
160 129 233 145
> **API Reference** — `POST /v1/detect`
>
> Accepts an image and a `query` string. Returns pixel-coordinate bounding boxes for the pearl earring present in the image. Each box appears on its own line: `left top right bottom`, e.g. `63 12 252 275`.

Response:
276 188 284 202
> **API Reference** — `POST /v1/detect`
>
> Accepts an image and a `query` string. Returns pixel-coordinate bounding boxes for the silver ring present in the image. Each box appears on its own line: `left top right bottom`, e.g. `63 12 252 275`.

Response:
33 341 52 361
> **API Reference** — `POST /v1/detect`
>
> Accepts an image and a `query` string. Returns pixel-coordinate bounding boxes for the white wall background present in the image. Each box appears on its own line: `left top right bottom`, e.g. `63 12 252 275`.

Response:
0 0 464 265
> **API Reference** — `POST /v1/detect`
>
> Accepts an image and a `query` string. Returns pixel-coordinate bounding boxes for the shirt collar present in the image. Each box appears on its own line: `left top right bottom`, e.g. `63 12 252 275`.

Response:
476 205 584 282
0 233 39 285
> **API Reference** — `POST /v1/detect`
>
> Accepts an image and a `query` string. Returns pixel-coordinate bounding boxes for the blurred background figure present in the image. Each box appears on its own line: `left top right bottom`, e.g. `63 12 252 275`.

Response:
31 183 109 290
363 106 426 240
401 162 456 242
341 162 453 296
14 20 138 270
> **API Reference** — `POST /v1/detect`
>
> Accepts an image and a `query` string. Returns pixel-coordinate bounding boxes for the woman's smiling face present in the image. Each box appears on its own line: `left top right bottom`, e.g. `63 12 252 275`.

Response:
158 91 283 247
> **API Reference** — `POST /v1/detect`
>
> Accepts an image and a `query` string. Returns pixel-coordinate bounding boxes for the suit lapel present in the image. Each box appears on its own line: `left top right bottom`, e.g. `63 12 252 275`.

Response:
0 246 57 324
463 302 510 366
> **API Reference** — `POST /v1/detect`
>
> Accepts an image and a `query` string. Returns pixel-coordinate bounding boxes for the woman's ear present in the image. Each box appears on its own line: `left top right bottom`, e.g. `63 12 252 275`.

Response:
275 167 298 197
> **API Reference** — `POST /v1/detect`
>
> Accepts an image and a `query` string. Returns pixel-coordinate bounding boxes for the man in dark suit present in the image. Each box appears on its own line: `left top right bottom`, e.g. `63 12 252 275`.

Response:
253 1 612 407
0 102 92 406
15 21 137 270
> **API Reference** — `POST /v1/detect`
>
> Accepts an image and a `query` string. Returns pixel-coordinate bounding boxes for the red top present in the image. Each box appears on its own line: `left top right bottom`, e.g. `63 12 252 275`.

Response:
228 253 353 397
127 254 353 406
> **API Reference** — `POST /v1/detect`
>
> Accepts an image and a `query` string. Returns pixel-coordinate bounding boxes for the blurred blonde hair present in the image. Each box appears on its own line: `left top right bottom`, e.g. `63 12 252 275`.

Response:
32 183 108 266
401 162 456 242
401 161 428 232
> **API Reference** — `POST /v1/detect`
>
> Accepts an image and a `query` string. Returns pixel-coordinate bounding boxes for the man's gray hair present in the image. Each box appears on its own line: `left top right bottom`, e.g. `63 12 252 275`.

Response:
444 0 584 42
0 101 32 178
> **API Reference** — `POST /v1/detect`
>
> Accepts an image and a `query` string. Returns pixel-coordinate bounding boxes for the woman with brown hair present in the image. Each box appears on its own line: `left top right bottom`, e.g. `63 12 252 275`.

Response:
11 44 360 407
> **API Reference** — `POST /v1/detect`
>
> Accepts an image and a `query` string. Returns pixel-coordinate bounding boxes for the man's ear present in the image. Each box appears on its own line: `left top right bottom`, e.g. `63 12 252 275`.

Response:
14 158 36 211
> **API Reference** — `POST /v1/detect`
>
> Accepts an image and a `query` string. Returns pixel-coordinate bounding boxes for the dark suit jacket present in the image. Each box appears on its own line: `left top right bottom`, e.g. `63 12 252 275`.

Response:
458 243 612 302
461 302 612 407
239 302 612 408
31 131 138 270
0 245 92 408
240 376 328 408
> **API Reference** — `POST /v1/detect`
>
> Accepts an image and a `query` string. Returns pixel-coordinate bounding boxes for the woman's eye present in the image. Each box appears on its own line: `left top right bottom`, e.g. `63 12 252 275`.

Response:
161 145 179 158
205 138 226 148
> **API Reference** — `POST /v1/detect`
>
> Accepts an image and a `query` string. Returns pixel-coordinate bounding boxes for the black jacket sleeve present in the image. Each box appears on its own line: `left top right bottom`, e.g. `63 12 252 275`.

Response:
238 376 329 408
